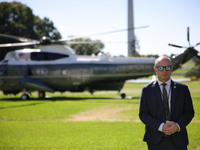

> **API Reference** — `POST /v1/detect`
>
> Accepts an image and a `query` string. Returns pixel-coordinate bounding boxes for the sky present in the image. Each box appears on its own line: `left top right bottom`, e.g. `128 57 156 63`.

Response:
1 0 200 57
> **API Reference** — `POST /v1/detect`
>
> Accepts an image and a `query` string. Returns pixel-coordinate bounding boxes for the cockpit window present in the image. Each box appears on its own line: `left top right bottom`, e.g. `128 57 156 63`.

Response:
30 52 69 61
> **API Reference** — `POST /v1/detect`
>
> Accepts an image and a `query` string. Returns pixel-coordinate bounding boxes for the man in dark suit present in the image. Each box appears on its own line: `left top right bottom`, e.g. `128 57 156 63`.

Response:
139 56 194 150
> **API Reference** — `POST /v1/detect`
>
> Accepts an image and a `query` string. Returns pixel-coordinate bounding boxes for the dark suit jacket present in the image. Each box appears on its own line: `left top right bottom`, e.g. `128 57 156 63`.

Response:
139 79 194 149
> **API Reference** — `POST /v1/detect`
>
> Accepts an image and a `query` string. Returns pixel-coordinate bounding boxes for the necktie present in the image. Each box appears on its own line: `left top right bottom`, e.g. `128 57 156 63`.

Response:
162 83 170 121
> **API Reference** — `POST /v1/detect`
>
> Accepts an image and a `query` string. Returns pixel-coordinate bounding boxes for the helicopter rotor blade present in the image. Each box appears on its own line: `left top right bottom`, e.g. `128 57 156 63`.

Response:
0 25 149 46
0 41 39 48
187 27 190 47
82 26 150 37
0 33 37 43
168 43 184 48
56 36 83 43
195 42 200 47
58 25 149 43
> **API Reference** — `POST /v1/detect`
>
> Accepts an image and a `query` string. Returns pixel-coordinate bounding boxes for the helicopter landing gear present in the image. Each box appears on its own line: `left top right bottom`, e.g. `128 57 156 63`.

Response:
89 89 94 95
21 88 30 100
21 93 29 100
38 91 45 98
121 93 126 99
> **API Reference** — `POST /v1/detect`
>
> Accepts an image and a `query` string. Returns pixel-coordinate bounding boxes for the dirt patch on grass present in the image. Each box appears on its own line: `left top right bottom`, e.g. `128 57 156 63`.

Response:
196 146 200 150
64 106 140 122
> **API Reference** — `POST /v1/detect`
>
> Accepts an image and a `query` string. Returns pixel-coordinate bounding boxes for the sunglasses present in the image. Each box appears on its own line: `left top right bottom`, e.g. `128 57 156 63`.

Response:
156 66 172 71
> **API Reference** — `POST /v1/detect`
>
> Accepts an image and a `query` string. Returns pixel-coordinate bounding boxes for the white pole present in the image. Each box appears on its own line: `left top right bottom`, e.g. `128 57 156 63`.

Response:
128 0 135 56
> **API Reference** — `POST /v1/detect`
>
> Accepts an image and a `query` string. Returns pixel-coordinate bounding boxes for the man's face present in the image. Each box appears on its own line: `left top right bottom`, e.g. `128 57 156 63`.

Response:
154 58 173 82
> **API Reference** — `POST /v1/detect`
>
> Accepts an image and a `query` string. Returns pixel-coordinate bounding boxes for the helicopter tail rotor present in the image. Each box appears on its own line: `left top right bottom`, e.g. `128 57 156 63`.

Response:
168 27 200 59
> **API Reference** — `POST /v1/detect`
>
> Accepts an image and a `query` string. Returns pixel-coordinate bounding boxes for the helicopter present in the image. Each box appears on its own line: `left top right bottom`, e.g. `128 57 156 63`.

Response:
0 27 199 100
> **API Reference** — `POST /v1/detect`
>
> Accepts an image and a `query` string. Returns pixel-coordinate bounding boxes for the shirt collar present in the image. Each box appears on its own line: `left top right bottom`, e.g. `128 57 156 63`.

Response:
157 78 171 86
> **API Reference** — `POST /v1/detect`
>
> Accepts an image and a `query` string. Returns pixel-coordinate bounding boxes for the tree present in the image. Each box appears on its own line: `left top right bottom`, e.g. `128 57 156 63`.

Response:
68 38 104 55
185 58 200 78
0 1 61 60
146 54 159 58
0 1 61 39
0 1 36 38
128 36 140 57
34 16 61 39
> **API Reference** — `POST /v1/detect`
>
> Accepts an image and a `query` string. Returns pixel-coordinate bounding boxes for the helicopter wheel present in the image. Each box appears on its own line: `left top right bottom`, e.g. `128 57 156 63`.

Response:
121 93 126 99
89 90 94 95
38 91 45 98
21 94 29 100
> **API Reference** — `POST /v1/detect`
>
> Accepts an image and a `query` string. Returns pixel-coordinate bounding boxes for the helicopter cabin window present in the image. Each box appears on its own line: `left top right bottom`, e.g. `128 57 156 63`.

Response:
0 65 8 75
30 52 69 61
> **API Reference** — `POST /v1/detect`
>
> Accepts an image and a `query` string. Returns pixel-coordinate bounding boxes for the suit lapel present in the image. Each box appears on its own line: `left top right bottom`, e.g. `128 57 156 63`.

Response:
170 80 178 116
152 80 165 111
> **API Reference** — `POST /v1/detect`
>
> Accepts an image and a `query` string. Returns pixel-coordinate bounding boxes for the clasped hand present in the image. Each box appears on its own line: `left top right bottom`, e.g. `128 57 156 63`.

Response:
162 121 179 135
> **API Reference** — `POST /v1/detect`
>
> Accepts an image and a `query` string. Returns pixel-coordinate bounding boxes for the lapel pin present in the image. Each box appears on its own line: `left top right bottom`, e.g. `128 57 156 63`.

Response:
174 86 176 88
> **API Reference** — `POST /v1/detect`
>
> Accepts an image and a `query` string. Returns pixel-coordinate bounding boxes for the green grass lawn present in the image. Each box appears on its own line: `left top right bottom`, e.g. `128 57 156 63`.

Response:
0 81 199 150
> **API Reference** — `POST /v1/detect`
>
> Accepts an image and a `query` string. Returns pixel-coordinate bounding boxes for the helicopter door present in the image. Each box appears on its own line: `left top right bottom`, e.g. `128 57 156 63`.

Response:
0 64 8 75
